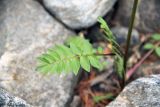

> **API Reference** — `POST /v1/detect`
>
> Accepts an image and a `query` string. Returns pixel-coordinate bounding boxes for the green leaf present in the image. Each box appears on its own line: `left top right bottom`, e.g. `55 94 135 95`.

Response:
37 64 52 74
65 36 78 45
115 55 124 78
67 36 94 55
37 56 50 64
97 17 108 29
55 45 66 59
48 49 60 60
69 36 84 48
97 46 103 54
59 45 73 57
155 47 160 57
80 56 90 72
37 36 101 75
65 60 72 74
70 43 81 55
57 62 65 74
42 54 56 63
151 34 160 41
88 56 102 70
144 43 154 50
70 58 80 75
93 93 114 103
49 64 58 74
82 41 93 54
111 39 121 48
98 17 124 79
97 17 114 39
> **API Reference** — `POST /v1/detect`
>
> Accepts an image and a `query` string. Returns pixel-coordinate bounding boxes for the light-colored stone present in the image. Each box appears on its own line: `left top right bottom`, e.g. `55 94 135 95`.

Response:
0 88 31 107
43 0 117 29
106 75 160 107
0 0 77 107
70 96 81 107
116 0 160 32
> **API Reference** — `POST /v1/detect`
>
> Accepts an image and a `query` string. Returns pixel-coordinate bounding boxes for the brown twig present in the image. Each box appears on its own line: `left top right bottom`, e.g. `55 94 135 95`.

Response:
126 42 160 80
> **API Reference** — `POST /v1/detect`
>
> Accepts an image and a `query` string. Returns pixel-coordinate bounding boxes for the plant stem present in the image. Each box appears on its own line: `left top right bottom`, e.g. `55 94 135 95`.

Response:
126 42 160 80
95 53 115 56
126 49 153 80
123 0 139 87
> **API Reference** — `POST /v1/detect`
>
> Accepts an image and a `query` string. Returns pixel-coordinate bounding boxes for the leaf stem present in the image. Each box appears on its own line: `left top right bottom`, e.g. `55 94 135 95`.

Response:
123 0 139 87
95 53 115 56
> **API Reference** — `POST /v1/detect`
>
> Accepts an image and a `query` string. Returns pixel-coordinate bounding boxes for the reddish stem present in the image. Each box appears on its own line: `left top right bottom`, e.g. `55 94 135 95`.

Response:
126 42 160 80
126 49 153 80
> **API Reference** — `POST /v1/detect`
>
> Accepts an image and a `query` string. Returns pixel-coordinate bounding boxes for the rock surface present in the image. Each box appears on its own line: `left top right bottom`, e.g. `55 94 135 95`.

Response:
43 0 117 29
106 75 160 107
116 0 160 32
0 88 31 107
136 61 160 77
111 26 139 45
0 0 76 107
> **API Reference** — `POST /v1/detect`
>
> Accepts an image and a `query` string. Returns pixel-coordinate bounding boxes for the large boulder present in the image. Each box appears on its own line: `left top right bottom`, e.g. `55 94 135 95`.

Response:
0 88 31 107
106 75 160 107
0 0 77 107
42 0 117 29
116 0 160 33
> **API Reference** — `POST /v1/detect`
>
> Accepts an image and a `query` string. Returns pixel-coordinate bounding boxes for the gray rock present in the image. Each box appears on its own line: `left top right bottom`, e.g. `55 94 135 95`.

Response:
70 96 81 107
111 26 139 45
42 0 117 29
116 0 160 33
0 88 31 107
106 75 160 107
0 34 5 57
0 0 77 107
0 2 6 57
136 61 160 77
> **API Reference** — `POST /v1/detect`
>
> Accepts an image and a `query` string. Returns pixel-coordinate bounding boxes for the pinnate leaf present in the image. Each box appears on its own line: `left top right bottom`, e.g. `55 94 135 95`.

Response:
80 56 90 72
151 34 160 41
98 17 124 78
70 58 80 75
155 47 160 57
144 43 154 50
37 36 104 75
37 56 50 64
37 64 52 74
88 56 102 70
70 43 81 55
115 55 124 78
98 17 114 39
